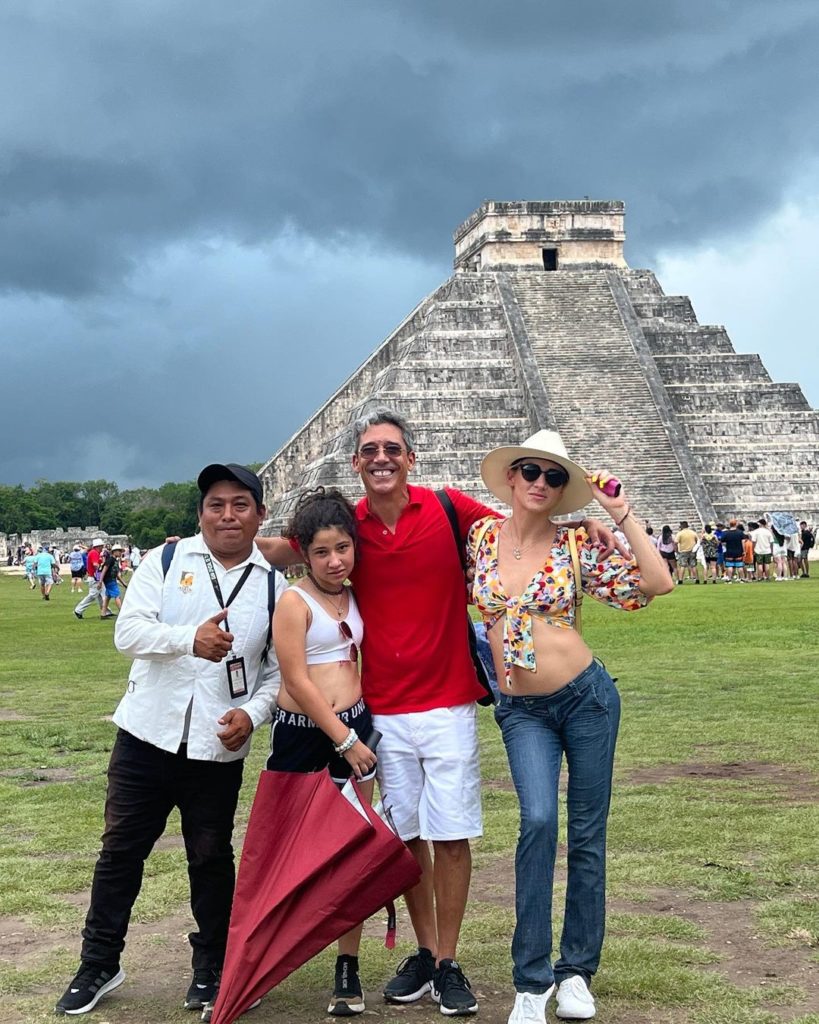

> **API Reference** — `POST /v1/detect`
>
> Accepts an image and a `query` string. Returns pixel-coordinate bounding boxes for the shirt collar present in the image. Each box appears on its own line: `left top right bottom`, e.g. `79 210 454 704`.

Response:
189 532 270 571
356 484 424 522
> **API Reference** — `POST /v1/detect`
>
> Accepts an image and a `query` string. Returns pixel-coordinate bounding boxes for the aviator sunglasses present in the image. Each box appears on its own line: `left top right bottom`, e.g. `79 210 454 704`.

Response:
339 620 359 662
357 442 405 459
512 462 569 488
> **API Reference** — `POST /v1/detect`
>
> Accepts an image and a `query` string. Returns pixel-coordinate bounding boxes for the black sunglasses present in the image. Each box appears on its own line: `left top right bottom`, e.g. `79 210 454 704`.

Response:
339 620 359 662
513 462 569 488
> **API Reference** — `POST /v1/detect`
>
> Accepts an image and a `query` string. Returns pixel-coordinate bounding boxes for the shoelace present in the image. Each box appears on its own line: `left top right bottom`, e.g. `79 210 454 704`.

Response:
396 953 426 975
438 964 471 991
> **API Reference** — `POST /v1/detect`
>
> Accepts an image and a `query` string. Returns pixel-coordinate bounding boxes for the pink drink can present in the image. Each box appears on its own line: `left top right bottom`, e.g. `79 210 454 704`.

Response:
597 476 622 498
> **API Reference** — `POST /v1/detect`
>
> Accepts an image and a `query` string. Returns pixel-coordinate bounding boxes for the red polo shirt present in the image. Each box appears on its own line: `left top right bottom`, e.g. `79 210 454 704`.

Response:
350 485 498 715
86 547 103 579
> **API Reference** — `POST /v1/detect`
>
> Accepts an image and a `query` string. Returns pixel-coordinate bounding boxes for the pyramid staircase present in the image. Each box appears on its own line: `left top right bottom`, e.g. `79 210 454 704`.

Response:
620 270 819 520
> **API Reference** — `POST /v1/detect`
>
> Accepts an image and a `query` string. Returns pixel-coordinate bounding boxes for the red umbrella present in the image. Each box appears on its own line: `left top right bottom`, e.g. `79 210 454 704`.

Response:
209 769 421 1024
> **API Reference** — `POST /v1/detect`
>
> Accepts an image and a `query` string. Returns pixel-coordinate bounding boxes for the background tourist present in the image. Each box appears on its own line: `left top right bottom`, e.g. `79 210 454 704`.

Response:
657 525 677 578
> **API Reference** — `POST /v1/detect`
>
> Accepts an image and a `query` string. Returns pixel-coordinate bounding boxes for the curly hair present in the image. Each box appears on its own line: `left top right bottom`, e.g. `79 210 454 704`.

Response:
284 487 357 553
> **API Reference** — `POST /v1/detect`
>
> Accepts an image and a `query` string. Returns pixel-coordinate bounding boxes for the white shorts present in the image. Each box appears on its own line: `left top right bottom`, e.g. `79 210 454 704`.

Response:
373 703 482 843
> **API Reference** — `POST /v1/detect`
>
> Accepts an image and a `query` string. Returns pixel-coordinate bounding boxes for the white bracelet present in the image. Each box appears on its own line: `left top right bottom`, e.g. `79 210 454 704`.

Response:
333 729 358 755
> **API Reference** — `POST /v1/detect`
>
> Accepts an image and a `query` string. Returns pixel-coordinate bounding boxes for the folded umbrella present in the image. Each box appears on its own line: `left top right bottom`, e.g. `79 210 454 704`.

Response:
209 769 421 1024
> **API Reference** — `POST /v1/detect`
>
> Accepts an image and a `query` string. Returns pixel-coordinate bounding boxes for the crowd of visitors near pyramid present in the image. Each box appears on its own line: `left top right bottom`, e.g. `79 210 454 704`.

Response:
645 517 814 583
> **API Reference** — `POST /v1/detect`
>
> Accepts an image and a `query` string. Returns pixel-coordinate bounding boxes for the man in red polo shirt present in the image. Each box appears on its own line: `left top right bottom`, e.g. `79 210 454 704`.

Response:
258 409 616 1017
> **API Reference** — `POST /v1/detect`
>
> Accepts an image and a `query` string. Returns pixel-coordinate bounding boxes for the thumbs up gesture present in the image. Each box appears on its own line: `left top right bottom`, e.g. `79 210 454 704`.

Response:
193 609 234 662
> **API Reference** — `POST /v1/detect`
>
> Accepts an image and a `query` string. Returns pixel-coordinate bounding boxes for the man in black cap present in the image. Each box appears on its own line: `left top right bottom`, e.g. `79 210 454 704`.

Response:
56 464 287 1019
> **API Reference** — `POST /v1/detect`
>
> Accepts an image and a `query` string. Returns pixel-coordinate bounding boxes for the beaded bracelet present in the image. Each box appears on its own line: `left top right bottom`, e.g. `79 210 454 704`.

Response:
333 728 358 755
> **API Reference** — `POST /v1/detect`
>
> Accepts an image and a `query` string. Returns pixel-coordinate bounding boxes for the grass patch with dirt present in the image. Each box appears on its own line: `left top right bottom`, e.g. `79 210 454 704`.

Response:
0 571 817 1023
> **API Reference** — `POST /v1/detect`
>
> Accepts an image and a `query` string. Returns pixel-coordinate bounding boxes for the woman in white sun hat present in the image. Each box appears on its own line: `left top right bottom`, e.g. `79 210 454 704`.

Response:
468 429 672 1024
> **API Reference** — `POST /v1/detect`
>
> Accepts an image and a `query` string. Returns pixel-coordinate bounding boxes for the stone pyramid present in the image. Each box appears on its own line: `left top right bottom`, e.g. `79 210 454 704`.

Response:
260 200 819 533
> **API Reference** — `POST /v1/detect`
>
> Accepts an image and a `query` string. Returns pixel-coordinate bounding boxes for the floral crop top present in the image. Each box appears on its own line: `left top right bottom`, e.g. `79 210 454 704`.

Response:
466 516 648 687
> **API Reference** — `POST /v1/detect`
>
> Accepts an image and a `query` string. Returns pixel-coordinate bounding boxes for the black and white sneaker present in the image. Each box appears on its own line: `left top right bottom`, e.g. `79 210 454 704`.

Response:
383 946 436 1003
200 984 260 1023
328 954 365 1016
55 962 125 1015
432 959 477 1016
184 968 220 1011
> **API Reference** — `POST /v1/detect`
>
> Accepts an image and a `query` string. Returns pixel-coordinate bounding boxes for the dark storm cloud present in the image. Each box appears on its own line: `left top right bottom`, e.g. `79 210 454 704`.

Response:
1 0 818 487
2 0 818 298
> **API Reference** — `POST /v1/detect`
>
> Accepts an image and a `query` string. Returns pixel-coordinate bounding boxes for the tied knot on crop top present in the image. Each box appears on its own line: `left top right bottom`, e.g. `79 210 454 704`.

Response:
467 517 647 687
292 587 364 663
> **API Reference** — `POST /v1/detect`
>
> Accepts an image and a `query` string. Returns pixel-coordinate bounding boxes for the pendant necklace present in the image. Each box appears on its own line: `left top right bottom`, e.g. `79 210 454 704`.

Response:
504 518 540 560
307 572 346 617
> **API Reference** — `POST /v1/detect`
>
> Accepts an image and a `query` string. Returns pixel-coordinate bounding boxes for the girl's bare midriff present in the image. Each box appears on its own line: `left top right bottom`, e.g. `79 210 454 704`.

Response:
276 636 362 713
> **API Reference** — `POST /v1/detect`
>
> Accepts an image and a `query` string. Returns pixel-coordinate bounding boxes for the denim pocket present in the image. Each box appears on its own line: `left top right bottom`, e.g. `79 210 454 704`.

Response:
494 699 512 728
588 679 609 712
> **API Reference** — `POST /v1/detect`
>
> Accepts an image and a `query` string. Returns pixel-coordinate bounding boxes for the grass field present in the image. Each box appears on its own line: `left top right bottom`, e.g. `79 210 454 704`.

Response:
0 571 817 1024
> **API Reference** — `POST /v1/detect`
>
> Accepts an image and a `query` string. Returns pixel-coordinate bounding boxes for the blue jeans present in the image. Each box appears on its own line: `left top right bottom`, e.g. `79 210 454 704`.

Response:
494 659 620 993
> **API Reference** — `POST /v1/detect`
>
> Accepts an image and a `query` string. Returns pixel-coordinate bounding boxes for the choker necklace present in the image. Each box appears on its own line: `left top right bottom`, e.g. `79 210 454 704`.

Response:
307 573 345 596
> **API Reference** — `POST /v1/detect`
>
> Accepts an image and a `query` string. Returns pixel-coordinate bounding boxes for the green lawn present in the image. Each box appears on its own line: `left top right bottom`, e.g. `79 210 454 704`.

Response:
0 572 817 1024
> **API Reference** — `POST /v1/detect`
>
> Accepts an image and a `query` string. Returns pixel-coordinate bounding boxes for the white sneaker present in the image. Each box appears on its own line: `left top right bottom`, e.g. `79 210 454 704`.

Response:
507 986 555 1023
556 975 595 1019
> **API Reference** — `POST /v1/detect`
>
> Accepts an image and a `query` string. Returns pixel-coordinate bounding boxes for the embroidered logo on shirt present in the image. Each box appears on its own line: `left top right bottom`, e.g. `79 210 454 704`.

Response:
179 571 194 593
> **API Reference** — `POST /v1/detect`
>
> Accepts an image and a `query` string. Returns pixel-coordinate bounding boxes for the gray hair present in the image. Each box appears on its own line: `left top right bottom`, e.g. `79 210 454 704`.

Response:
351 407 416 454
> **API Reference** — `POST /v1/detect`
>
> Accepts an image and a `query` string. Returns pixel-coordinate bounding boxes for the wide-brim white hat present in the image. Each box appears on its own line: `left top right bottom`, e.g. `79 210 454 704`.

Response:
481 429 593 516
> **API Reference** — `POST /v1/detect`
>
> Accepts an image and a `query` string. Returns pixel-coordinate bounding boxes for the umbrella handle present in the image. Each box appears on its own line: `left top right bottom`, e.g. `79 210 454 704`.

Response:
361 727 382 752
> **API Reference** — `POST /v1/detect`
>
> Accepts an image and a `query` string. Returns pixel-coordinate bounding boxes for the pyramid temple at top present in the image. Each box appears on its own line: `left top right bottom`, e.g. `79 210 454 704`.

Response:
259 200 819 533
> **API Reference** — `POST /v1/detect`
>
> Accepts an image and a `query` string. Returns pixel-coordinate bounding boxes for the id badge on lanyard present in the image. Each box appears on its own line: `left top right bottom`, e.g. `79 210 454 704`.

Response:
203 554 253 699
226 656 248 698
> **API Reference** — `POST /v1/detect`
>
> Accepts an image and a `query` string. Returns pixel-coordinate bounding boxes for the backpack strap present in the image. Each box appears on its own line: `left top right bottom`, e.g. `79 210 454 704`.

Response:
567 528 583 636
263 569 277 663
435 489 466 571
161 540 179 578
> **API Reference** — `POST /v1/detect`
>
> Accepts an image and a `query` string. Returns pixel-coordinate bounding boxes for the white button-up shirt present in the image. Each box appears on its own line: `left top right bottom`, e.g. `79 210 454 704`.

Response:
113 535 287 762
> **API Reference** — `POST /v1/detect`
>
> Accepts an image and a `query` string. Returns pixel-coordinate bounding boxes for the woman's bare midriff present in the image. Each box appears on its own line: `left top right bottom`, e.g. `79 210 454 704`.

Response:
276 659 362 714
486 614 595 696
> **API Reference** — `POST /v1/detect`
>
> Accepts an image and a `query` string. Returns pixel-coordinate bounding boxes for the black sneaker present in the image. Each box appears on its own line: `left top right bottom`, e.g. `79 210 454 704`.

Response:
201 988 259 1022
184 968 220 1011
383 946 435 1003
55 962 125 1015
432 959 477 1016
328 954 365 1016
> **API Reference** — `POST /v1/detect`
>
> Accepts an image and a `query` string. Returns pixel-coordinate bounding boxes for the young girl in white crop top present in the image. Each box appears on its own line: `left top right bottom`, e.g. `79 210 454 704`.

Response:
267 487 376 1018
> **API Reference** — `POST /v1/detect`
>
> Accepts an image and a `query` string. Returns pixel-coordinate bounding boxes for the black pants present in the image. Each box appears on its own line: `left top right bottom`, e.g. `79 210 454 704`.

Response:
81 729 243 970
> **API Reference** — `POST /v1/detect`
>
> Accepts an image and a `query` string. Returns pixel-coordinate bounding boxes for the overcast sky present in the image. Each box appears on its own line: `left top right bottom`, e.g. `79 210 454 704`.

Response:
2 0 817 489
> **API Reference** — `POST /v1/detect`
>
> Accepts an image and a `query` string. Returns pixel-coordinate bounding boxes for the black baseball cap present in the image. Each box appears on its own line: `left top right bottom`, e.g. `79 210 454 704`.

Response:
197 464 264 506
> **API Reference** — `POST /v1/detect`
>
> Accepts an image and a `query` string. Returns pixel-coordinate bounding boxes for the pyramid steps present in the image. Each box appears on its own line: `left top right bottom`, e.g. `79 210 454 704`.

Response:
503 270 704 525
621 271 819 519
259 205 819 535
653 353 771 385
261 273 528 533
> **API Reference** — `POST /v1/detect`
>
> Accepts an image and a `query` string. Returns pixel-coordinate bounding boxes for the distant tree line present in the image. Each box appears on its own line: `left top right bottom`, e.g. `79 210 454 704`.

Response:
0 479 199 549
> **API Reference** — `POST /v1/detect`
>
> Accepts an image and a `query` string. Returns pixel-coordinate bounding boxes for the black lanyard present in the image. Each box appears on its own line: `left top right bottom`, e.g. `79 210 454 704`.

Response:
202 554 254 635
